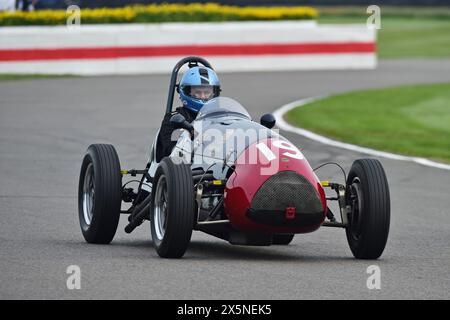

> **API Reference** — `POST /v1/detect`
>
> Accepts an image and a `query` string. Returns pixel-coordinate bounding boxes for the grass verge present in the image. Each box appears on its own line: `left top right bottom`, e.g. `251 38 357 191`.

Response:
284 83 450 163
318 6 450 59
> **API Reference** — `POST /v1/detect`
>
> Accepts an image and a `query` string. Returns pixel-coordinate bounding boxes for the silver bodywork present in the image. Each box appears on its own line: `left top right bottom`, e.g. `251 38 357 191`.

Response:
144 100 278 194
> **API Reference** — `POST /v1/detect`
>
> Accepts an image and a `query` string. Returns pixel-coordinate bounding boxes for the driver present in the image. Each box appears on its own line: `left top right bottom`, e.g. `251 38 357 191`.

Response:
157 66 221 158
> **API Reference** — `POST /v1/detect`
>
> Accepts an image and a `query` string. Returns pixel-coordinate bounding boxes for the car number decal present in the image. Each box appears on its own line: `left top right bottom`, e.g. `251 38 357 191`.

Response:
256 140 304 162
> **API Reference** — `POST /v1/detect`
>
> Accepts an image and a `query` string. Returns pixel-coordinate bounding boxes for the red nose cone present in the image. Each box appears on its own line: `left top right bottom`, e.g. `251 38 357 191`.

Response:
224 138 327 234
285 207 296 220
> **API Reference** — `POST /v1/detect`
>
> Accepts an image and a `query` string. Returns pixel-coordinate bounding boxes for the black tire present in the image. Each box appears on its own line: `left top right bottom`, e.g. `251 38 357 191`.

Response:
151 157 195 258
272 234 294 245
78 144 122 244
346 159 390 259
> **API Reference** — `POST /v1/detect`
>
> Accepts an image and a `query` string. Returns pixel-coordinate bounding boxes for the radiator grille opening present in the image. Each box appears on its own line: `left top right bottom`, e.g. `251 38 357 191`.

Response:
251 171 323 215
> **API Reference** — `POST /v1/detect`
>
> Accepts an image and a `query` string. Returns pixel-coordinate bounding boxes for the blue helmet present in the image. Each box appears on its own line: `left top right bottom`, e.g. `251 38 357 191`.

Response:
179 66 221 113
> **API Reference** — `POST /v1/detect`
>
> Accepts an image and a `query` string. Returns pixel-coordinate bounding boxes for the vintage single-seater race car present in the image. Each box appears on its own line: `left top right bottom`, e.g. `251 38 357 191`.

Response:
78 57 390 259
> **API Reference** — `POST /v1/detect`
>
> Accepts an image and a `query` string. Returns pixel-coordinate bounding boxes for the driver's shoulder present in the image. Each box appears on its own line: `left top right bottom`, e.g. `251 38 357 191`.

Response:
162 107 196 125
163 109 180 120
175 107 196 122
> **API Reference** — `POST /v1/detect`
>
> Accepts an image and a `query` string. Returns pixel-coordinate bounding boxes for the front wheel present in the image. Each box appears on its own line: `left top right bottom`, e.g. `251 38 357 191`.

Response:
78 144 122 244
151 157 195 258
345 159 390 259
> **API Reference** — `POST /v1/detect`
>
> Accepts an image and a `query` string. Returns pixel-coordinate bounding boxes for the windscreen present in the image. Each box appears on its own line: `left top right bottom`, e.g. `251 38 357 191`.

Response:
196 97 251 120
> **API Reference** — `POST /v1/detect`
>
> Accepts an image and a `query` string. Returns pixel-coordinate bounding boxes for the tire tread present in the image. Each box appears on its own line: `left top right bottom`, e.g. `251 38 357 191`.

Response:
78 144 122 244
151 157 194 258
346 159 390 259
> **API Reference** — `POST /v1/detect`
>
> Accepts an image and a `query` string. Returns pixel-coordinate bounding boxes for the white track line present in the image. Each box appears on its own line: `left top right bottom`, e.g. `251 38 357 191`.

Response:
273 97 450 171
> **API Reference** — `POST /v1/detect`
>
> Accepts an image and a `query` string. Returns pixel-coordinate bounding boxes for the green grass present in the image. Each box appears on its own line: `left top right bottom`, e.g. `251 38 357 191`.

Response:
0 74 75 81
285 83 450 163
317 6 450 59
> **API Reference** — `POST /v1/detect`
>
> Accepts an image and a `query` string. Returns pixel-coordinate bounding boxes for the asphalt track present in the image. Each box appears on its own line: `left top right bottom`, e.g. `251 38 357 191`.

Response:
1 59 450 299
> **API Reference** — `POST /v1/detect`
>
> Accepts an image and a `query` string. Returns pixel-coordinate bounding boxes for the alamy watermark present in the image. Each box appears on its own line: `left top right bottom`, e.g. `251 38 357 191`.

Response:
66 265 81 290
366 265 381 290
170 125 306 176
367 5 381 30
66 5 81 30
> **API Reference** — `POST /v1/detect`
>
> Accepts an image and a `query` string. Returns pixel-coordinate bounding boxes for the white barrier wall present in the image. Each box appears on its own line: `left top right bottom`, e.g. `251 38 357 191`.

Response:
0 21 376 75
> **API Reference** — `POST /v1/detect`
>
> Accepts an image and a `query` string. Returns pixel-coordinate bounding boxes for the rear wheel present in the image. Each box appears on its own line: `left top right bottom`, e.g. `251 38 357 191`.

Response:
78 144 122 244
272 234 294 245
151 157 195 258
346 159 390 259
